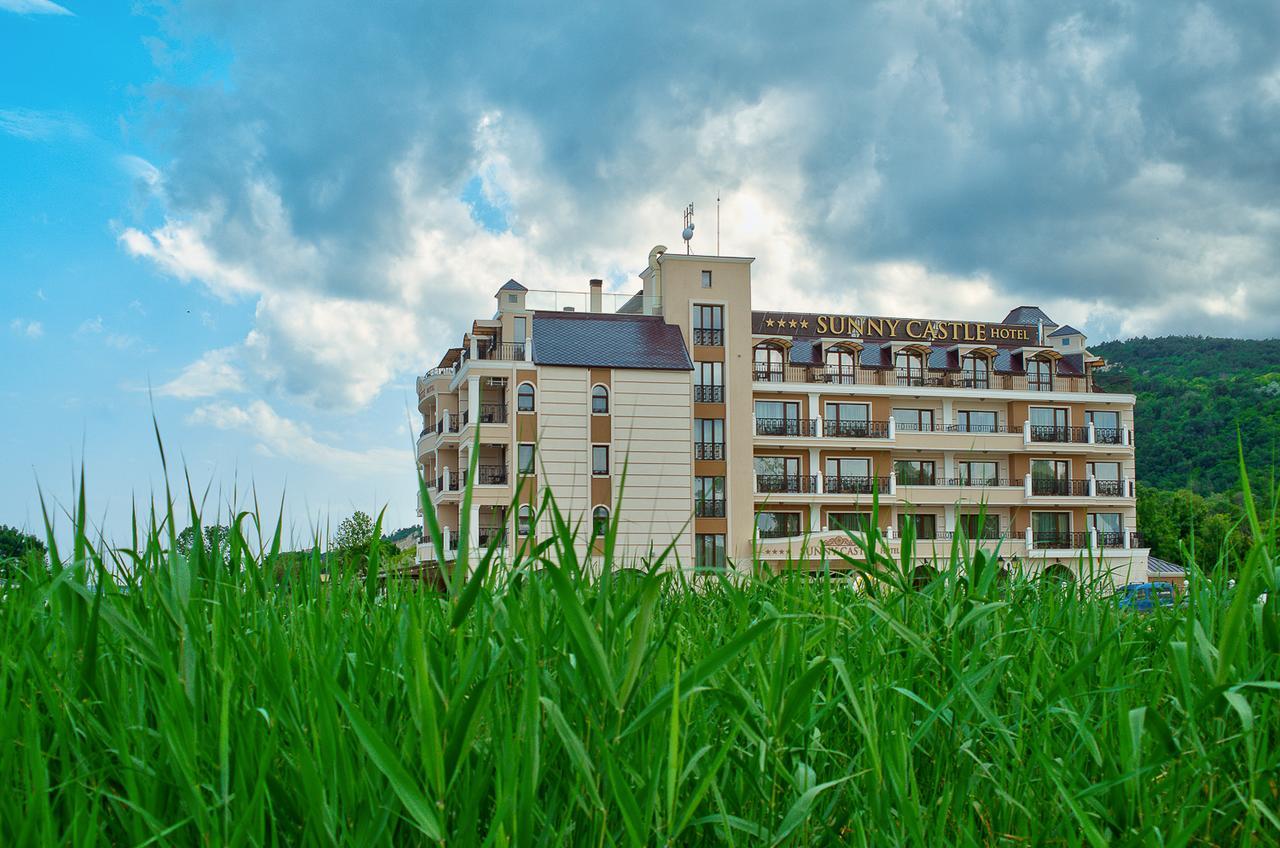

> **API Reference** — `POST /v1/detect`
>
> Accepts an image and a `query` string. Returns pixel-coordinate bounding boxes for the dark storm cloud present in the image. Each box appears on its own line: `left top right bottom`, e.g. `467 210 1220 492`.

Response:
127 0 1280 405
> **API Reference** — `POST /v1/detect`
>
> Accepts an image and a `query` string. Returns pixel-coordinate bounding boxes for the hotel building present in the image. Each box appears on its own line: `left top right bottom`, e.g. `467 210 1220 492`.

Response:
415 245 1147 585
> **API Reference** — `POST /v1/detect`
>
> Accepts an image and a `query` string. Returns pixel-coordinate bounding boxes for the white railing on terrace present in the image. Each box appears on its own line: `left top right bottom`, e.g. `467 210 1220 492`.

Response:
521 289 662 315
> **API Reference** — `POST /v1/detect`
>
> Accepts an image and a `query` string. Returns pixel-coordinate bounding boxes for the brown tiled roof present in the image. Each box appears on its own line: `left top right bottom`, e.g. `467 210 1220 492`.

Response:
531 311 693 371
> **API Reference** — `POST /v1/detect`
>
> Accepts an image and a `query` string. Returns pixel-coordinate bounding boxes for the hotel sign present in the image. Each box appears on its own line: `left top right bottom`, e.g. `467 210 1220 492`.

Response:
752 312 1035 344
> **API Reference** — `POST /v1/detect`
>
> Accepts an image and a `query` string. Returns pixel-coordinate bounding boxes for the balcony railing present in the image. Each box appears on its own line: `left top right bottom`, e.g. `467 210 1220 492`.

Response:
758 523 804 539
823 475 889 494
1094 479 1128 497
437 416 460 435
1031 478 1090 496
473 465 508 485
693 328 724 346
752 364 1096 393
756 474 818 494
1093 427 1123 445
823 419 890 438
436 475 460 492
1130 531 1146 548
694 385 724 403
1032 531 1091 550
694 442 724 460
461 341 526 364
476 403 508 424
902 422 1017 435
1029 425 1090 444
755 417 819 437
939 477 1016 487
695 498 726 517
477 527 506 548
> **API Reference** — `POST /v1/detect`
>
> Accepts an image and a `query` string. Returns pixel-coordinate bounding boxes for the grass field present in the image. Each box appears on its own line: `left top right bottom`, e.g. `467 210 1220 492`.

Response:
1 451 1278 846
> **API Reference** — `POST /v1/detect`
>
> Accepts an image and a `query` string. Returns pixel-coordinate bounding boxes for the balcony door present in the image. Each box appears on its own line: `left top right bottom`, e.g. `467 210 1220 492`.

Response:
895 351 925 386
1029 406 1068 441
825 457 871 493
824 348 857 384
1028 358 1054 391
755 400 800 436
1088 512 1124 546
754 455 802 492
1086 409 1121 443
753 344 784 381
1032 511 1071 544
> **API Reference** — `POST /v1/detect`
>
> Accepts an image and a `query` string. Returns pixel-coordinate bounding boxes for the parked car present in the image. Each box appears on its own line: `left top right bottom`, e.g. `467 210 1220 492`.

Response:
1116 581 1176 611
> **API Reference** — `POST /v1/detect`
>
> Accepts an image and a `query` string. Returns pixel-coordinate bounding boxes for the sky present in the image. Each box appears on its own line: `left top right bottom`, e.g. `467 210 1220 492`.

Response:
2 0 1279 545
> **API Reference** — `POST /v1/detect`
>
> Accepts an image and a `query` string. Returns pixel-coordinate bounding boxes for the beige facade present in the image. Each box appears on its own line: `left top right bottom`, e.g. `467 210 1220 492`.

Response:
415 245 1147 587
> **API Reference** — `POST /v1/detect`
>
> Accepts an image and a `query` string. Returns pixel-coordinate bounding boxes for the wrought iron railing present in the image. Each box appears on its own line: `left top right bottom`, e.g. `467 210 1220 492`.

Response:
756 474 818 494
1093 427 1123 444
1031 531 1089 549
694 442 724 460
750 364 1094 393
823 419 890 438
695 498 726 517
1029 425 1089 444
693 328 723 346
479 342 526 361
477 403 508 424
823 476 888 494
755 417 819 437
694 385 724 403
474 465 508 485
1094 479 1124 497
1031 478 1090 496
941 477 1015 487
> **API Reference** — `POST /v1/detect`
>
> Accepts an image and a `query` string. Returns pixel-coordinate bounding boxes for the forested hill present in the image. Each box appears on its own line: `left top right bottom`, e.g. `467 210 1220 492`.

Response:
1091 336 1280 494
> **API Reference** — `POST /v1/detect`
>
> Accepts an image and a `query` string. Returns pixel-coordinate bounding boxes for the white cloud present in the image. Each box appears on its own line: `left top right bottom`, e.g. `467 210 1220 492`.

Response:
74 315 144 350
0 0 73 15
9 318 43 339
187 399 406 475
157 347 246 399
0 108 82 139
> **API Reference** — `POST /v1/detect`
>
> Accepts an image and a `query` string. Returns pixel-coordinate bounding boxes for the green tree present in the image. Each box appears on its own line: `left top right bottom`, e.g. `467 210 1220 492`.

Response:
175 524 231 563
0 525 46 581
331 510 376 574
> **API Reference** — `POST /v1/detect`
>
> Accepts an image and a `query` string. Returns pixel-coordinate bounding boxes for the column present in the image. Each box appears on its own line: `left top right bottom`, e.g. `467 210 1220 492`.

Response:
468 375 480 426
1023 419 1032 445
887 415 896 440
1087 421 1096 444
1024 473 1032 497
1088 475 1096 497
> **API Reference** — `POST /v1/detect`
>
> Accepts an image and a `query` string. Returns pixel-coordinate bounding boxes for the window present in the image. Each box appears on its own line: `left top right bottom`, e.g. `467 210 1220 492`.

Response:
895 460 936 486
825 457 873 493
959 513 1000 539
754 455 803 493
591 385 609 414
753 343 784 381
893 408 935 432
1031 459 1071 495
513 316 527 343
824 347 857 384
961 354 990 388
592 445 609 476
695 476 725 517
695 533 725 570
1061 338 1070 347
592 506 610 536
517 382 536 412
829 512 872 534
1028 358 1053 391
755 399 801 436
693 304 724 346
701 270 712 289
508 293 518 303
517 443 535 474
897 513 938 540
517 505 534 536
959 461 999 486
895 351 926 385
694 418 724 459
756 511 802 539
958 410 998 433
695 362 724 402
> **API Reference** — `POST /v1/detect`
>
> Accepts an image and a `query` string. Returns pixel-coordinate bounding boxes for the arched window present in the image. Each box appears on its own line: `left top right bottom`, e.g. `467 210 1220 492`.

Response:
1028 357 1053 392
592 506 609 536
517 505 533 536
591 384 609 414
753 343 784 381
517 382 536 412
824 347 857 384
895 351 925 386
962 354 990 389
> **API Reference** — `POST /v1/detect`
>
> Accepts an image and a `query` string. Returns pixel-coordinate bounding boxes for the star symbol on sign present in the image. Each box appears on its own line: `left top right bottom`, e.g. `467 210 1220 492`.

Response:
765 317 775 327
799 319 809 329
789 319 799 329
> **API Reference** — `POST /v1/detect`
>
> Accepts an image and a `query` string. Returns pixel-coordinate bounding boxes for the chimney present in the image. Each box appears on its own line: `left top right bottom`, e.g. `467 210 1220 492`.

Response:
589 278 603 313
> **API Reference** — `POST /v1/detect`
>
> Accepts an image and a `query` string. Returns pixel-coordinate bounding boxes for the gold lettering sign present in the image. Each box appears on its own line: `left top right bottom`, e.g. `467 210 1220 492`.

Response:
755 312 1035 345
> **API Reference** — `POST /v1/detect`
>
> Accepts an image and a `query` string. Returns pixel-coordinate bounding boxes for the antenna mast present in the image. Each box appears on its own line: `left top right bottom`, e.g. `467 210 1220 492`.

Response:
682 203 695 254
716 192 721 256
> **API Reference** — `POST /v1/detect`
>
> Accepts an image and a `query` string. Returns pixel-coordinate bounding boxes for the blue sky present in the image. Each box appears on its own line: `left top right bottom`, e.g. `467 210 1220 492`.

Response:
3 1 1279 544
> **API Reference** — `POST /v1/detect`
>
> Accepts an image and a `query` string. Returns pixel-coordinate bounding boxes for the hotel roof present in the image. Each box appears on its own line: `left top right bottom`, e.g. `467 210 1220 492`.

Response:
1047 324 1083 337
1002 305 1055 326
497 279 528 293
531 311 693 371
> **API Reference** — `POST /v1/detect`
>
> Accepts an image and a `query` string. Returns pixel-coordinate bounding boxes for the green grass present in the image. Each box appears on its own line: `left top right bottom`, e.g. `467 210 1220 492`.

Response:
1 443 1278 846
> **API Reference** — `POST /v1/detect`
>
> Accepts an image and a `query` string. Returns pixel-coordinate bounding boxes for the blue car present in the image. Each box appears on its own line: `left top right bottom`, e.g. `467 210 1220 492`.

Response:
1116 582 1176 611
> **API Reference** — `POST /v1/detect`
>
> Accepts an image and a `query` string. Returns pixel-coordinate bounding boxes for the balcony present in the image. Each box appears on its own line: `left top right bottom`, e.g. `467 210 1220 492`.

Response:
752 364 1096 394
756 474 819 494
1029 425 1090 444
461 341 527 365
1030 478 1090 497
755 417 820 437
694 442 724 460
823 419 891 438
693 328 724 346
695 385 724 403
467 465 508 486
436 414 461 436
823 475 890 494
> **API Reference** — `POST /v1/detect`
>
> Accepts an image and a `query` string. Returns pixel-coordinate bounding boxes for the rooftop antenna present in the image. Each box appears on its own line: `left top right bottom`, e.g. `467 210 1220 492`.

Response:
716 192 721 256
682 203 695 254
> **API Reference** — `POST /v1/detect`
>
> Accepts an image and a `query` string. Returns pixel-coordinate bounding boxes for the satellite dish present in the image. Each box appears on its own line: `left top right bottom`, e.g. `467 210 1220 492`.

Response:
682 223 695 242
681 203 695 254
